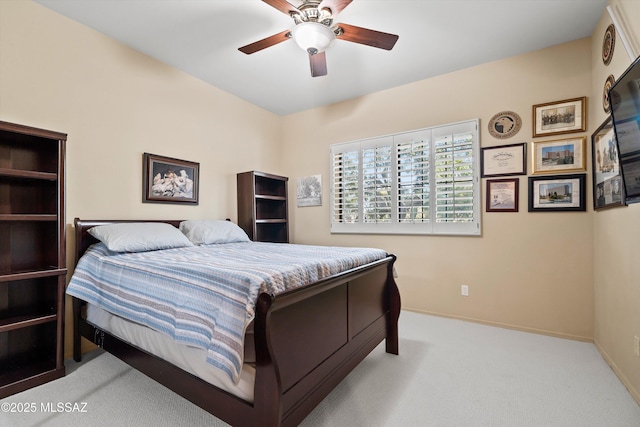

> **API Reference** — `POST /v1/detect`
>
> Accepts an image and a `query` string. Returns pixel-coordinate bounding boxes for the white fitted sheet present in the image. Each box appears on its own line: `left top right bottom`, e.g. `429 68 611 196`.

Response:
86 304 255 402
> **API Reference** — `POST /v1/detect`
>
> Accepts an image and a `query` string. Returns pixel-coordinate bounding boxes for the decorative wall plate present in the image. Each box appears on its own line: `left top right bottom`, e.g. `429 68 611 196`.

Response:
602 23 616 65
488 111 522 139
603 74 616 113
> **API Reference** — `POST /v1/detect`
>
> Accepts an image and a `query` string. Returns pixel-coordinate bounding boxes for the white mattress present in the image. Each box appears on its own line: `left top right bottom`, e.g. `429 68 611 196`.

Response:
86 304 255 402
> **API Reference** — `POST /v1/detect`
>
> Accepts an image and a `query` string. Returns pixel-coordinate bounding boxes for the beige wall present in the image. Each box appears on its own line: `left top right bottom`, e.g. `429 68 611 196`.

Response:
281 39 595 341
591 0 640 404
281 0 640 400
2 0 639 405
0 1 283 356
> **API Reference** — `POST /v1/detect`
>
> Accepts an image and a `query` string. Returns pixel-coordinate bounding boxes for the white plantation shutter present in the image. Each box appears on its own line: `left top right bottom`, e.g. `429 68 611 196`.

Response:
331 149 359 224
362 144 393 223
397 130 430 224
331 119 480 235
432 120 479 235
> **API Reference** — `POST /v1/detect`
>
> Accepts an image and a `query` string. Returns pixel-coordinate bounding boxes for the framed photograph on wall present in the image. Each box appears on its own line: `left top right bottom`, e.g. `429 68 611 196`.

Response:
481 142 527 177
531 137 586 175
486 178 519 212
532 96 587 137
528 174 586 212
143 152 199 204
591 117 625 210
297 175 322 207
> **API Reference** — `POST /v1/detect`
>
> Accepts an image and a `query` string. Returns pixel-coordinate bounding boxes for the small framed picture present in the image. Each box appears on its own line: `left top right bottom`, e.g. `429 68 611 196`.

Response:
297 175 322 207
528 174 586 212
591 117 625 210
143 153 199 204
531 137 586 175
481 142 527 177
532 97 587 137
486 178 519 212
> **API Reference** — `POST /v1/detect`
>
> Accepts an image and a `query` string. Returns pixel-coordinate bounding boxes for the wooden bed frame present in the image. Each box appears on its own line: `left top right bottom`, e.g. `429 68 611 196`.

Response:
71 218 401 427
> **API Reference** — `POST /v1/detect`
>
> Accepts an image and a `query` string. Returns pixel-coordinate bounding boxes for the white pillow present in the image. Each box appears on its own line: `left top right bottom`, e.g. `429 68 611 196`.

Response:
88 222 193 252
179 220 250 245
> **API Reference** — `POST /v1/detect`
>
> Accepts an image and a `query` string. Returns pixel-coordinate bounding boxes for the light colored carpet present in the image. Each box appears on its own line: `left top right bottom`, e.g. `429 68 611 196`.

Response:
2 311 639 426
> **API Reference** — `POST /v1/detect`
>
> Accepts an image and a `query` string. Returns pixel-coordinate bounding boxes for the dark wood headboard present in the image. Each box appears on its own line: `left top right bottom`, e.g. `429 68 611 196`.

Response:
73 218 183 263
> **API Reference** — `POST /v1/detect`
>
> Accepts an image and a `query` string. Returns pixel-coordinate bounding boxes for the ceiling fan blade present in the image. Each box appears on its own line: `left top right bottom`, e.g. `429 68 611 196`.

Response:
238 29 291 54
309 52 328 77
262 0 301 15
337 23 399 50
317 0 353 16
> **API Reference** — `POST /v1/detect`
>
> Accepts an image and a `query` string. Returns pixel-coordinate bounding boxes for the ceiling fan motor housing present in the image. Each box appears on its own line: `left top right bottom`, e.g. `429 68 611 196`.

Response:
292 21 336 55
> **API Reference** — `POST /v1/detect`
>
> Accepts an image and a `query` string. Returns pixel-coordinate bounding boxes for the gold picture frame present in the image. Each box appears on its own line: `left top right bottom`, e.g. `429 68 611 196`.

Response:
532 97 587 138
531 137 587 175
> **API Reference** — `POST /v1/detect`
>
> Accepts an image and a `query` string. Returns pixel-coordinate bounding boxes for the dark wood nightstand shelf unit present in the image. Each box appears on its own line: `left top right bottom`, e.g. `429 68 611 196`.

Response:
0 120 67 398
237 171 288 243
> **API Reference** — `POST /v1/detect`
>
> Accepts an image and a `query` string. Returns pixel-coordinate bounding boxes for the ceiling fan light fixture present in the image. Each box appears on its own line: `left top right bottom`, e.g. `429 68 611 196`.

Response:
291 21 335 55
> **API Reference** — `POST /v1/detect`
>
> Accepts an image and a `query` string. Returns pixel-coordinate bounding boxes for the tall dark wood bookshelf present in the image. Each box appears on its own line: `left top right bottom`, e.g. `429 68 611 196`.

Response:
0 120 66 398
237 171 288 243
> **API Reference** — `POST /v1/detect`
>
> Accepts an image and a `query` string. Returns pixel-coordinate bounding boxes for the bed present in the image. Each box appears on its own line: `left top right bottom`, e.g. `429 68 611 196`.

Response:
69 218 400 427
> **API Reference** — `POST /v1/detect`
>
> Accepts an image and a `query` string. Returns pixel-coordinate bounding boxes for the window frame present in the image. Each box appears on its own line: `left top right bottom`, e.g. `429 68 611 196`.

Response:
330 119 481 236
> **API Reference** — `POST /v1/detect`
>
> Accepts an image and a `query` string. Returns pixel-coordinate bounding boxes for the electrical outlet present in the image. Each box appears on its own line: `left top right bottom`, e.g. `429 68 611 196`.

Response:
461 285 469 296
634 336 640 357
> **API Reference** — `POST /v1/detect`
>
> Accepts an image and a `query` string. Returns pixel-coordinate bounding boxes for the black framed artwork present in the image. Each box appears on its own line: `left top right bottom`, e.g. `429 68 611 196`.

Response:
481 143 527 177
528 174 586 212
591 117 625 210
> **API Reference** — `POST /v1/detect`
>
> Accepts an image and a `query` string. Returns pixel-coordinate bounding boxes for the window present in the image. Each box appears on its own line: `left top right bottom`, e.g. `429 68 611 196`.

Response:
331 119 480 235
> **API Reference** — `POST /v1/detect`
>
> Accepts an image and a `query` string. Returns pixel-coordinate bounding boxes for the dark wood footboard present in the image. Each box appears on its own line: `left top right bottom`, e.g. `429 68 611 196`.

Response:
71 218 400 427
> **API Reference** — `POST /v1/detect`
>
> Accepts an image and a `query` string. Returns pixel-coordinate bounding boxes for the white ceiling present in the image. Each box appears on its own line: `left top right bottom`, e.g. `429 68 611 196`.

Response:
34 0 608 116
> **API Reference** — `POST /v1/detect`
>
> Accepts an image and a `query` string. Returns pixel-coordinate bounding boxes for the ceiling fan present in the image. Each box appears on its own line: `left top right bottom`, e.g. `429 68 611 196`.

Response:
238 0 399 77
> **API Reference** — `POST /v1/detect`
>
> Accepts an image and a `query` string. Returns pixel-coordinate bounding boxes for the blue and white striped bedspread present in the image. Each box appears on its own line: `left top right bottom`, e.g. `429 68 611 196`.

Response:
66 241 388 384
